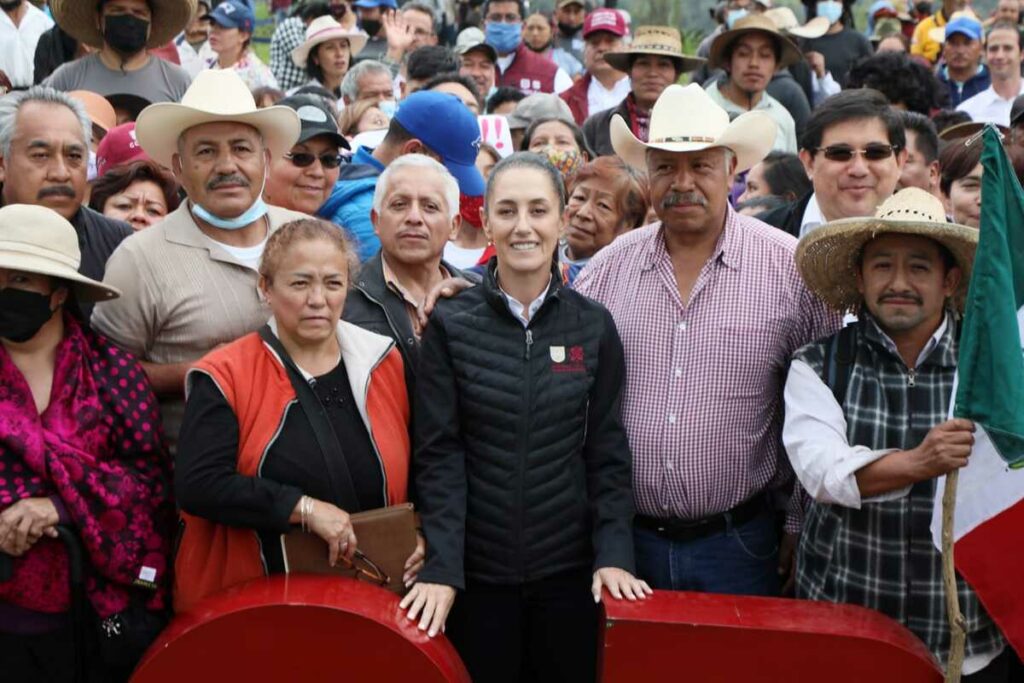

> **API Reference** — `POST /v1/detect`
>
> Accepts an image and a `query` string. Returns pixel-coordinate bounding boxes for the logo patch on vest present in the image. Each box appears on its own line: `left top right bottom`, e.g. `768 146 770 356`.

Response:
551 345 585 373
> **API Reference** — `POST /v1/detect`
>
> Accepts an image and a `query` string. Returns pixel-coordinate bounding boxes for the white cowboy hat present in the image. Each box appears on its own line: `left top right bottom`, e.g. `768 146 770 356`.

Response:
0 205 120 303
291 16 369 68
764 6 831 40
709 13 804 70
610 83 777 173
50 0 197 50
135 70 301 167
795 187 977 312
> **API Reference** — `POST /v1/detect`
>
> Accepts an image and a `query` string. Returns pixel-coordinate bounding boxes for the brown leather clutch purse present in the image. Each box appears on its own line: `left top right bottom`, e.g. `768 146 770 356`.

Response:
280 503 417 595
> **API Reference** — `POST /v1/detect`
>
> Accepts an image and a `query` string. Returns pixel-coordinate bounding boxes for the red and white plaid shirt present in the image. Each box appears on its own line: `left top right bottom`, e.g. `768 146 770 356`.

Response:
574 209 840 532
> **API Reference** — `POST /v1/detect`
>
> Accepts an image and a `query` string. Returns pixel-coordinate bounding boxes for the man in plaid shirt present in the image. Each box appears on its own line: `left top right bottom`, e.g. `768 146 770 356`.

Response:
574 83 839 596
270 1 332 91
784 188 1009 679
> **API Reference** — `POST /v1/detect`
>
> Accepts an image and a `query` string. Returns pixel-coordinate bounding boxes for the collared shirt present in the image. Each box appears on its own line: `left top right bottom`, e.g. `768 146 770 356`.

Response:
799 193 825 237
573 209 840 531
380 255 450 338
956 80 1024 125
705 81 798 154
175 34 216 80
499 275 552 327
0 3 52 87
586 75 631 118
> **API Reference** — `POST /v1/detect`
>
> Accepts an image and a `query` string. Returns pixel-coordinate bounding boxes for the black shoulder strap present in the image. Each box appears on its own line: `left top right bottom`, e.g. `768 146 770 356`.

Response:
821 323 859 408
258 325 360 512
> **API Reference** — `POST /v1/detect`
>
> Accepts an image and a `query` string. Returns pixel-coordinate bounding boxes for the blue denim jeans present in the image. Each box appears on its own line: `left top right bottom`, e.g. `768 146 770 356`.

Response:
634 509 781 596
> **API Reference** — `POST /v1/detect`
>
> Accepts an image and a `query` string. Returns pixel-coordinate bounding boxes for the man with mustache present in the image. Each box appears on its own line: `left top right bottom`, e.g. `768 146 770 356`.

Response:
784 188 1011 679
574 84 839 597
91 70 307 449
0 86 132 319
559 8 630 126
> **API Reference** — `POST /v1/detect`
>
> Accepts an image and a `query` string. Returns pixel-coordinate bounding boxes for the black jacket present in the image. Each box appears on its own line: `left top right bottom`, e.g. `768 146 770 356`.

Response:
758 191 813 239
582 97 630 158
414 263 635 589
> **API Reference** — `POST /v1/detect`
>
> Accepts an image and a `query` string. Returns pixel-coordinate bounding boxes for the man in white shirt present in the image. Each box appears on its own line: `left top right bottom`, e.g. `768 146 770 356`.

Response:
957 21 1024 125
0 0 53 88
559 8 630 126
175 0 216 79
783 187 1009 679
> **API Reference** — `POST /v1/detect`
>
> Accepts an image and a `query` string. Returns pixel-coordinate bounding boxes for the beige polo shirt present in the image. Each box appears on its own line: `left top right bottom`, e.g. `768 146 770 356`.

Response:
91 202 310 442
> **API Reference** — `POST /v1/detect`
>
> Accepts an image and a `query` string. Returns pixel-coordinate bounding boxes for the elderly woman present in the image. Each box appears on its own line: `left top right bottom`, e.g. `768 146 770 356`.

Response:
520 116 592 179
264 95 349 216
939 138 982 229
89 159 182 231
402 153 649 682
560 156 649 284
175 218 418 612
291 15 367 106
205 0 279 92
0 205 173 681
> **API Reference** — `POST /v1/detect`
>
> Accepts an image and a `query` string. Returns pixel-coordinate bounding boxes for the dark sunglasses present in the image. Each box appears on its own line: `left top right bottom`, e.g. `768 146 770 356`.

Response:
285 152 344 169
813 143 900 162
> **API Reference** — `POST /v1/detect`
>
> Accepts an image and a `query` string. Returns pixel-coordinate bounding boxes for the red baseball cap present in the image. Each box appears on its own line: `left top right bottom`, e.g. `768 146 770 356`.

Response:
583 9 627 39
95 122 150 178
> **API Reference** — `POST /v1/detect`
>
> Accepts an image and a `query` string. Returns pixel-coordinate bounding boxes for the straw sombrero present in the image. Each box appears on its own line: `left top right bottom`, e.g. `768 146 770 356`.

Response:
0 205 120 302
795 188 977 312
610 83 777 173
764 6 830 40
709 13 804 71
938 121 1009 142
135 70 301 167
604 26 705 73
50 0 197 50
291 16 369 68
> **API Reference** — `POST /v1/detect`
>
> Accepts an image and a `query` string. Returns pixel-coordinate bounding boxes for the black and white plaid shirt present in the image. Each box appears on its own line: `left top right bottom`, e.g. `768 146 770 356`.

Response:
790 314 1005 670
270 17 308 92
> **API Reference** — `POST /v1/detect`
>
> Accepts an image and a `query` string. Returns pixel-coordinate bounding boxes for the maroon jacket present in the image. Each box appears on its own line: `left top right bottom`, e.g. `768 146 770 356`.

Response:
560 72 591 126
497 43 558 95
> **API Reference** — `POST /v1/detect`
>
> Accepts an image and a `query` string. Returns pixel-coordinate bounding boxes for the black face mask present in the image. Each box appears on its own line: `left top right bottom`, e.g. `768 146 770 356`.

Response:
915 1 932 14
361 18 382 36
0 1 22 12
0 288 56 343
103 14 150 55
557 21 582 37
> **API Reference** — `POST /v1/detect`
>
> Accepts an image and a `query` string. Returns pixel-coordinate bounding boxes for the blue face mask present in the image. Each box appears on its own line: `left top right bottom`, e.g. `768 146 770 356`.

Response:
816 0 843 25
378 99 398 118
190 170 270 230
726 8 748 29
486 21 522 55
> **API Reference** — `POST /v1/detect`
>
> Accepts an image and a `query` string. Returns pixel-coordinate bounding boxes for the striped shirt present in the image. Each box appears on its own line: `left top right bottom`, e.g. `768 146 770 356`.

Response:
574 209 839 531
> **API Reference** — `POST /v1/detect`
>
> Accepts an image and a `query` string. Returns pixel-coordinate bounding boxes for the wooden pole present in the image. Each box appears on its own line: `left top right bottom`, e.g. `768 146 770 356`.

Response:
942 469 966 683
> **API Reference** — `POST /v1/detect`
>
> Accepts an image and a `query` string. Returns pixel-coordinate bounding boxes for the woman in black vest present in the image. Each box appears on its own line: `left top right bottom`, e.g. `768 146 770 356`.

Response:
400 153 649 682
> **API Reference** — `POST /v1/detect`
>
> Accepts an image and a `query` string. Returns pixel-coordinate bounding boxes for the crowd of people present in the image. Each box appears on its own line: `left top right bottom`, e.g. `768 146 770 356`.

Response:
1 0 1023 681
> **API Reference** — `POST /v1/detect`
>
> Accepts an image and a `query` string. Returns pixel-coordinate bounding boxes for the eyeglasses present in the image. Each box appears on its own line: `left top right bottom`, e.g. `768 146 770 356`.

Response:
342 550 390 587
285 152 344 169
812 143 901 162
486 12 521 23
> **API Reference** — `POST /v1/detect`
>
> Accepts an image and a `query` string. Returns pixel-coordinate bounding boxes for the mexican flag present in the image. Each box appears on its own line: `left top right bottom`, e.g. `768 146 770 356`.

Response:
931 127 1024 658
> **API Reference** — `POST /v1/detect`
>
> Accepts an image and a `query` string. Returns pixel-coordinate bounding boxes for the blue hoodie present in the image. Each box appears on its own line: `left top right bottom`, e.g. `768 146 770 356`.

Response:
318 146 385 262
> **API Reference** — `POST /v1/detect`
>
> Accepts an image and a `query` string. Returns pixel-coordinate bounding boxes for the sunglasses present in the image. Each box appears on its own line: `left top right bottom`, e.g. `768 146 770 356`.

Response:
812 143 901 162
343 550 390 587
285 152 344 169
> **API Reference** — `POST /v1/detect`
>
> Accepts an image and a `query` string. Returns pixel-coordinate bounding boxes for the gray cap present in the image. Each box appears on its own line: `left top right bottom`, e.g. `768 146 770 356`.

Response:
507 93 575 130
455 27 497 61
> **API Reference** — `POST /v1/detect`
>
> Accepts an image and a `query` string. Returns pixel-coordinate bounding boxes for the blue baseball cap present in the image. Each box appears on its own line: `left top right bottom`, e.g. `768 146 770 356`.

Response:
353 0 398 9
944 15 982 42
394 91 485 196
204 0 256 33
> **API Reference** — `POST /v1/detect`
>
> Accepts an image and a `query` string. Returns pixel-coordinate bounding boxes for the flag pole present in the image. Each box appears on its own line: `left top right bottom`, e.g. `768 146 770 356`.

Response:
942 469 966 683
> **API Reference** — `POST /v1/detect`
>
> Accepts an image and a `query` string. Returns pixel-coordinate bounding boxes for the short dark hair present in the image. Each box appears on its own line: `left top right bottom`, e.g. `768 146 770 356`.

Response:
486 86 526 113
89 159 181 215
938 137 983 197
483 0 525 20
298 1 332 22
987 21 1022 48
900 110 939 163
423 72 483 111
800 89 906 154
520 116 594 159
846 52 948 115
758 152 811 202
406 45 460 82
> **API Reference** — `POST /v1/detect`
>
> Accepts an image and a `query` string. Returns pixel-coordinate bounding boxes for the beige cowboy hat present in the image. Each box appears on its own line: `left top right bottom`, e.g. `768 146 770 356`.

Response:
50 0 197 50
764 6 830 40
604 26 705 73
709 13 804 71
135 70 301 167
795 188 977 312
610 83 777 173
291 15 369 68
0 205 120 302
938 121 1009 142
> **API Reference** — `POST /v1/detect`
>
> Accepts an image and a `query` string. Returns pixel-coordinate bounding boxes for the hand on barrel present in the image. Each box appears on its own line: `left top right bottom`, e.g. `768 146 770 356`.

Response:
592 567 652 603
400 582 456 638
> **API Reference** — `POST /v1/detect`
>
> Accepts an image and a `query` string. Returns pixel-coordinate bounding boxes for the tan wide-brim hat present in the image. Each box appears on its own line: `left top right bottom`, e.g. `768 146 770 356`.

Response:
709 13 804 71
795 188 978 312
0 205 120 303
604 26 705 73
70 90 116 133
291 16 369 68
938 121 1009 142
135 70 301 167
764 6 830 40
611 83 776 173
51 0 197 50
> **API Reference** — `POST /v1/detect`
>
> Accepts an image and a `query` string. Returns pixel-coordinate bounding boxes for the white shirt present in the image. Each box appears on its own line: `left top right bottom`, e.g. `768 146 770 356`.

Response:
203 234 268 271
496 52 573 95
443 242 486 269
0 3 53 88
783 316 949 509
799 193 826 237
499 276 551 327
175 35 216 80
705 81 798 154
586 75 631 118
956 80 1024 126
